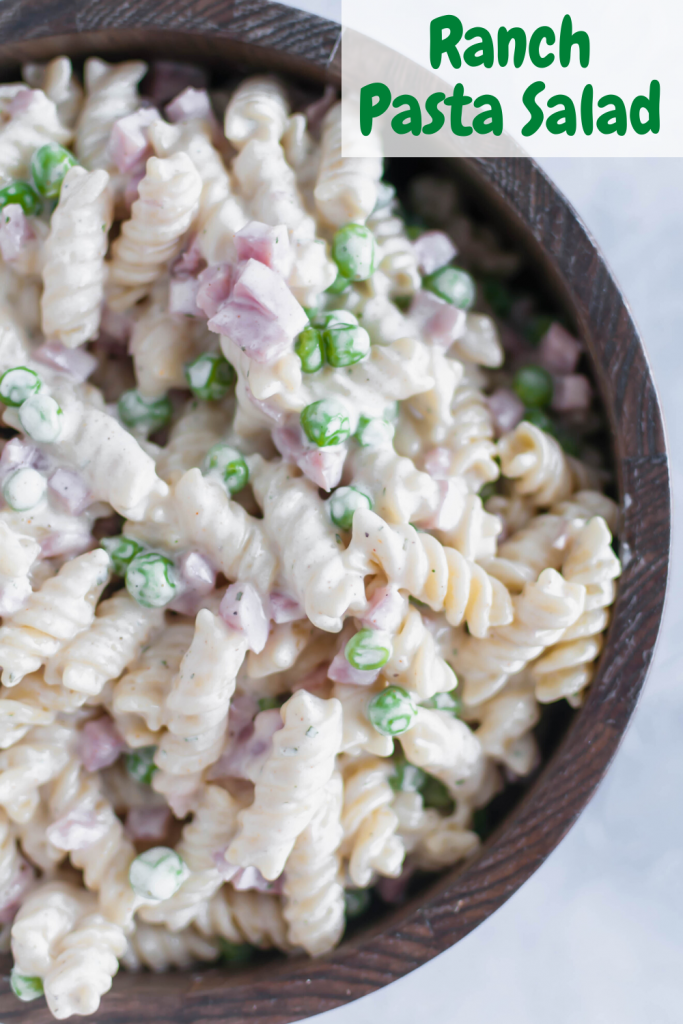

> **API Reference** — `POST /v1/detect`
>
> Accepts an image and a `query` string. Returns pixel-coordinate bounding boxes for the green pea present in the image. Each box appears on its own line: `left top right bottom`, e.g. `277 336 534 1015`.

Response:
313 310 358 329
118 389 173 433
323 323 370 368
0 181 42 216
295 326 324 373
129 846 189 902
326 272 352 295
367 685 417 736
125 552 180 608
390 758 427 793
0 365 41 407
327 485 372 530
100 535 144 576
30 142 78 199
2 467 46 512
478 482 497 502
18 393 63 443
523 407 556 434
525 314 554 346
184 352 235 401
203 443 249 496
483 277 514 318
423 266 476 310
10 969 44 1002
218 939 254 965
345 629 392 671
422 690 461 716
355 414 395 448
125 746 158 785
513 365 553 408
344 888 371 918
300 399 350 447
420 774 454 812
332 224 377 282
258 696 284 712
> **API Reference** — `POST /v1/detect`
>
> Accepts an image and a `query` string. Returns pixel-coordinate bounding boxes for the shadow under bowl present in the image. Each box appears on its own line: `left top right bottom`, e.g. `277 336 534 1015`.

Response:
0 2 670 1022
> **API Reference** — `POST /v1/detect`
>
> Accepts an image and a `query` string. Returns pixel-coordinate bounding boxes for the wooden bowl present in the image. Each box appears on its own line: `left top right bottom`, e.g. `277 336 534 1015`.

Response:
0 2 670 1021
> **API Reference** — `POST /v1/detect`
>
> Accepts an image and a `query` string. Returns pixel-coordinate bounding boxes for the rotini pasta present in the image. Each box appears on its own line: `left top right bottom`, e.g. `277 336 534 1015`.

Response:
41 166 113 347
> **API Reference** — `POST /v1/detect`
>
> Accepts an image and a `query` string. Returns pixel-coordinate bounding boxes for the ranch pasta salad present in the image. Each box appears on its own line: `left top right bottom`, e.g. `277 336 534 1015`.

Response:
0 57 621 1018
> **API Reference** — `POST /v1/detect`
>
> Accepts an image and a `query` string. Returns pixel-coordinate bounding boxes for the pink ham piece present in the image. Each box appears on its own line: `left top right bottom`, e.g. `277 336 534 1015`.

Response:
0 437 37 479
550 373 592 412
196 263 235 319
48 468 92 515
273 424 346 491
487 387 525 436
219 582 269 653
78 716 126 772
376 863 416 904
146 61 208 105
0 204 35 263
165 86 213 124
212 855 284 894
208 258 308 363
108 107 161 173
538 322 583 375
34 342 98 383
46 808 111 852
304 84 338 136
123 169 145 212
360 585 405 633
169 551 216 614
125 806 172 843
422 446 452 479
172 238 206 279
210 707 283 782
412 231 457 275
0 859 34 925
409 289 466 349
40 523 93 558
100 306 133 345
168 276 201 317
234 221 292 278
327 649 379 686
269 591 305 624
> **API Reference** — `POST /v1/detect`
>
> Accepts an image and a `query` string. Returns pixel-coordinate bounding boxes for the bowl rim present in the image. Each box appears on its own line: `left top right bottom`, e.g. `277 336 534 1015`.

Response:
0 3 671 1022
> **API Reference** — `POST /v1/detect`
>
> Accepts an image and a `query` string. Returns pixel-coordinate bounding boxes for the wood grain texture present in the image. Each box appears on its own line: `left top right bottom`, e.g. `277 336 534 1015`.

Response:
0 4 670 1022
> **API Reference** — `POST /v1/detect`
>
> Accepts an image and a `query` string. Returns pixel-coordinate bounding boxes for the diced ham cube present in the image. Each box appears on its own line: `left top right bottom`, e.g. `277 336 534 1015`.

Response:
146 61 208 105
34 342 98 383
208 259 307 363
165 86 213 124
125 805 172 842
48 468 92 515
412 231 457 275
78 716 126 771
210 707 283 782
169 551 216 614
272 424 346 491
0 204 35 263
360 585 406 633
212 853 284 893
40 523 93 558
304 84 338 136
108 107 161 173
100 306 134 344
487 387 525 436
423 446 452 479
168 276 201 316
234 221 292 277
327 647 380 686
550 373 592 412
538 322 583 375
409 289 466 349
219 582 269 653
196 263 234 319
0 437 37 478
172 238 206 278
46 808 111 851
269 592 305 624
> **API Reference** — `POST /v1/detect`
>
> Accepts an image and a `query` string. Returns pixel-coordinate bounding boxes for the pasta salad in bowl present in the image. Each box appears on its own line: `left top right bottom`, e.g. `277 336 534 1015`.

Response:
0 52 628 1020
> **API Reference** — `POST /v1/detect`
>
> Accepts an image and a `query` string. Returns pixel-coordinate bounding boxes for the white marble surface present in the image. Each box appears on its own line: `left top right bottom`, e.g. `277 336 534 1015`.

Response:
277 4 683 1017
